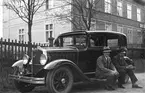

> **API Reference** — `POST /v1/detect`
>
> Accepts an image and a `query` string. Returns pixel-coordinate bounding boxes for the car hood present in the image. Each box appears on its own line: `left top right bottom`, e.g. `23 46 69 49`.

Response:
32 46 79 74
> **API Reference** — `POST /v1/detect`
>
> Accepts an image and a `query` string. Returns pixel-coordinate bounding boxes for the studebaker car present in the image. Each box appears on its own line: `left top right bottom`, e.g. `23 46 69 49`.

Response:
10 31 129 93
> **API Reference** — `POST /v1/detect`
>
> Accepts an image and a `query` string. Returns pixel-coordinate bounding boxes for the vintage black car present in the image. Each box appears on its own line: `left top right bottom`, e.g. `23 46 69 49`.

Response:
10 31 128 93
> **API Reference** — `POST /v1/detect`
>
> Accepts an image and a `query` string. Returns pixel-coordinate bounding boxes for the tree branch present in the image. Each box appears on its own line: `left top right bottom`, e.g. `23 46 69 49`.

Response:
33 0 46 15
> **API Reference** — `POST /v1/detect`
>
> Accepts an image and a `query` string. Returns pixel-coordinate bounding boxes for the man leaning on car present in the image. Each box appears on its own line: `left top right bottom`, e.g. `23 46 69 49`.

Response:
113 47 142 89
95 46 119 90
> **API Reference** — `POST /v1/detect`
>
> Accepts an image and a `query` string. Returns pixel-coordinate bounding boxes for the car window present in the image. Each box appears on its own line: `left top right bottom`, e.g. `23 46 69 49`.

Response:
107 39 118 47
106 34 120 47
90 35 105 47
75 35 87 47
63 36 73 46
62 35 87 48
90 39 96 47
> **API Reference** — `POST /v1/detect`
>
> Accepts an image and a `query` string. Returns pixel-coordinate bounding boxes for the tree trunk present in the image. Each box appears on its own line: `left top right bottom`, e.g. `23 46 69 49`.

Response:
28 22 32 57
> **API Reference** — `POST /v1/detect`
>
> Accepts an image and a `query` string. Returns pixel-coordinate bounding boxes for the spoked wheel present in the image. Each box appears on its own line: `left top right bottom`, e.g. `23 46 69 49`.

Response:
46 66 73 93
13 67 35 93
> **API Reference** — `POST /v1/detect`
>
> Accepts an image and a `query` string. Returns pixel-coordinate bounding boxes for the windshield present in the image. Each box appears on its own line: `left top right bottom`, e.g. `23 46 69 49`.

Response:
56 34 87 49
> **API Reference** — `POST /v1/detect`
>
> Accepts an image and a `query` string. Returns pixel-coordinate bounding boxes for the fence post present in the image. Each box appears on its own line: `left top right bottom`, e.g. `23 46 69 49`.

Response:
24 41 27 54
8 39 10 61
15 39 17 60
4 39 7 61
11 40 14 61
18 41 21 59
0 38 3 72
0 38 2 59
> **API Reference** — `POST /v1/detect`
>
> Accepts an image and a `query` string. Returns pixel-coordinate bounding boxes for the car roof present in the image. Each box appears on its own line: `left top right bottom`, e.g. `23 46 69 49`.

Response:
59 30 126 37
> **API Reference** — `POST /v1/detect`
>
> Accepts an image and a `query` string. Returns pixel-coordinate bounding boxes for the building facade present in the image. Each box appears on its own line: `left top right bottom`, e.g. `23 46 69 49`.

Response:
3 0 145 48
3 0 72 44
95 0 145 48
83 0 145 48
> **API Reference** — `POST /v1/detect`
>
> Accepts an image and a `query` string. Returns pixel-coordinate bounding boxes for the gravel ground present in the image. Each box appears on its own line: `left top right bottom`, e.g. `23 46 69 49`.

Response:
0 73 145 93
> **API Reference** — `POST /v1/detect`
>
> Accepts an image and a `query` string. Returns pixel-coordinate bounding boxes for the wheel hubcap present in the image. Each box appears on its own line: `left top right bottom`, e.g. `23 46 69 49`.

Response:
61 78 66 84
53 70 69 91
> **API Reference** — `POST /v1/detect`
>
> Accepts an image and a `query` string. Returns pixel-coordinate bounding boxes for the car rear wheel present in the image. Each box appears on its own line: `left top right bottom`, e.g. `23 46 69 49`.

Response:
46 66 73 93
13 67 35 93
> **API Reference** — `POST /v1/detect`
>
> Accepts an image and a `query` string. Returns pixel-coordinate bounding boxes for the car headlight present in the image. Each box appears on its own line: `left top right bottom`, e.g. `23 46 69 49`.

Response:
23 54 29 65
40 54 47 65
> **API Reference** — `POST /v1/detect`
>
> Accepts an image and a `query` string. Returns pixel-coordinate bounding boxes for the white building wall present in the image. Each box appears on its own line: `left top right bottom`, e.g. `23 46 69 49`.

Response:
3 0 72 43
54 21 72 38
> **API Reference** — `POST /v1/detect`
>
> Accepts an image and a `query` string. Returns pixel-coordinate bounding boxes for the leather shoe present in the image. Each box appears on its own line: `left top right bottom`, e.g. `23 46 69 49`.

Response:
108 85 115 90
105 85 115 90
132 84 142 88
118 84 125 89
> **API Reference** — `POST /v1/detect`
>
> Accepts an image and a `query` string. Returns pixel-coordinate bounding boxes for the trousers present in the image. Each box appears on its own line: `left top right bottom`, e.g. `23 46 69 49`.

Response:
118 69 138 84
96 71 119 86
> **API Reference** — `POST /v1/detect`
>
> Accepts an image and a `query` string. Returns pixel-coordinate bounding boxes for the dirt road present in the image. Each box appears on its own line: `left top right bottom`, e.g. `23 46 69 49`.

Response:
1 73 145 93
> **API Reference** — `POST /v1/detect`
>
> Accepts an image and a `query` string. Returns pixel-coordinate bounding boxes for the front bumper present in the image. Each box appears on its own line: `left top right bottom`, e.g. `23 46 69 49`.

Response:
9 74 45 85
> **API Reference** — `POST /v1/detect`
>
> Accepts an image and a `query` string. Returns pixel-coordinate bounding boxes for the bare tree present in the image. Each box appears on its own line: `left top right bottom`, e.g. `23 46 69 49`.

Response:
53 0 100 31
4 0 46 54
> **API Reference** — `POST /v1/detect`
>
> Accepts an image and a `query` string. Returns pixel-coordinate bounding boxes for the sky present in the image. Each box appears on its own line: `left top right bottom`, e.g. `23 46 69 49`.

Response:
0 0 3 38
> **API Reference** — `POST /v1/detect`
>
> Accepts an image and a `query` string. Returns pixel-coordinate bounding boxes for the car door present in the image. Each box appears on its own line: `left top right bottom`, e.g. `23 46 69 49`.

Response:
78 34 106 73
86 34 106 73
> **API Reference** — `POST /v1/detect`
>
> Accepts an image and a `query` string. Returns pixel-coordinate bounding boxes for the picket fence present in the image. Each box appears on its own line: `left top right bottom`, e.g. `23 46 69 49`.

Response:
0 38 49 66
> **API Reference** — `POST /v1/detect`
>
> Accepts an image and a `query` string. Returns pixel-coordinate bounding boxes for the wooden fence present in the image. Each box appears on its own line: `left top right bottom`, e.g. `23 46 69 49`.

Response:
0 38 49 66
0 38 49 89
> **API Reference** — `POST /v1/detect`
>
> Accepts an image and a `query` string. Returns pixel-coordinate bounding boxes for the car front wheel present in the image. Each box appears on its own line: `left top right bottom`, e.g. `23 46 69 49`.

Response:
46 66 73 93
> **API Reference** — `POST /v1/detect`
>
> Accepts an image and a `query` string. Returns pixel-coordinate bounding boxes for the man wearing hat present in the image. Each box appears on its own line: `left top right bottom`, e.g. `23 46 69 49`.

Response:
113 47 142 88
96 46 119 90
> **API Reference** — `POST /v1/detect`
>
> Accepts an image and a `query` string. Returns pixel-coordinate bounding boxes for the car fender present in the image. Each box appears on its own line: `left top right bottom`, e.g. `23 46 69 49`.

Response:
44 59 75 70
12 60 23 68
44 59 90 82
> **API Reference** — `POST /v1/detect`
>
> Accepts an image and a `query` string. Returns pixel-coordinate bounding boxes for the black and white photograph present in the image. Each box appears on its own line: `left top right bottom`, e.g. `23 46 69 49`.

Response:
0 0 145 93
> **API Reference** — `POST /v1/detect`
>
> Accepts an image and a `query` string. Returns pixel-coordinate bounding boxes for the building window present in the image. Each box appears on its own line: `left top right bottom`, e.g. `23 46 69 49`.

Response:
127 28 133 44
19 29 24 42
46 0 54 10
127 4 132 19
105 0 111 13
137 30 142 44
46 24 53 42
105 23 112 31
117 25 123 33
117 0 123 16
137 8 141 22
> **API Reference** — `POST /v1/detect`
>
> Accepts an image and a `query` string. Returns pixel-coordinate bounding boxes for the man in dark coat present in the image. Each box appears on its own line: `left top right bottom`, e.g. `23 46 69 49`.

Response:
96 46 119 90
113 47 142 89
